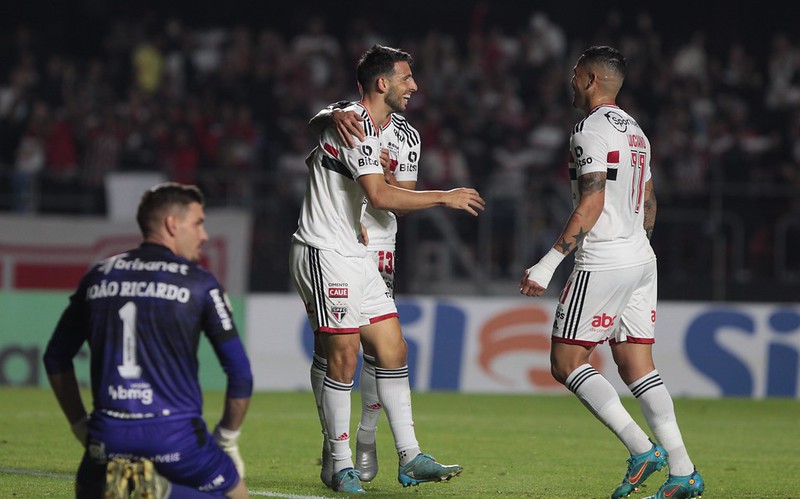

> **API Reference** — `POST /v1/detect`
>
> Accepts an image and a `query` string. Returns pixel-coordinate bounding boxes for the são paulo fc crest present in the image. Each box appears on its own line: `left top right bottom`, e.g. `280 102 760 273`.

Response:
332 304 348 323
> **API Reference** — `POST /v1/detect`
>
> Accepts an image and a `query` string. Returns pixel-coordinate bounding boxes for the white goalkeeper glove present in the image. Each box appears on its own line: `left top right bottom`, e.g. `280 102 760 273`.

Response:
71 415 89 447
525 248 566 290
213 425 245 479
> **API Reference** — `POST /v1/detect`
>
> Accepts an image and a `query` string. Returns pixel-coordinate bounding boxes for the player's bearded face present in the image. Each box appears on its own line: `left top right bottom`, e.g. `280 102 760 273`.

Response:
385 61 417 114
386 84 406 113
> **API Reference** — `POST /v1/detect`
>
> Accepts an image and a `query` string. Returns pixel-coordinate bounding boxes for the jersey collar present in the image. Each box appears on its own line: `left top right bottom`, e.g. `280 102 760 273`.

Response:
588 103 619 116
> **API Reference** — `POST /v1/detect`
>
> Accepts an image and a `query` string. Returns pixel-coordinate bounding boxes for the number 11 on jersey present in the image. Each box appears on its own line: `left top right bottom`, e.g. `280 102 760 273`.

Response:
630 150 646 213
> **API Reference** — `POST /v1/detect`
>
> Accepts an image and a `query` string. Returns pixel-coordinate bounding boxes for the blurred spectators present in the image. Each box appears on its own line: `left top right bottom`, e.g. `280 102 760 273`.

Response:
0 2 798 300
419 128 472 190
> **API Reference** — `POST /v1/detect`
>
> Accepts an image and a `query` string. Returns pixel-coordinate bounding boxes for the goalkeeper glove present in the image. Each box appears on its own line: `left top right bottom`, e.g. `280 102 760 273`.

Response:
213 425 245 479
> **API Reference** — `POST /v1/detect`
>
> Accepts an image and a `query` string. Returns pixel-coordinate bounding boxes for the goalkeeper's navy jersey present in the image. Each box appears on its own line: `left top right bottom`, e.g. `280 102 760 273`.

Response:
44 242 252 421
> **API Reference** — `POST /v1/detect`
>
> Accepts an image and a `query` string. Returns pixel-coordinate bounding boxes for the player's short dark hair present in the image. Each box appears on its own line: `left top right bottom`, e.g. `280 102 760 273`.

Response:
580 45 627 78
136 182 204 237
356 45 413 92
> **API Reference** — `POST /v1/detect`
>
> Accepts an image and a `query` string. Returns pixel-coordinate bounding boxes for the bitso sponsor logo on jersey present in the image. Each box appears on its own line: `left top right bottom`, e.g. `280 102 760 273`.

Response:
358 144 379 167
572 146 592 167
399 150 419 173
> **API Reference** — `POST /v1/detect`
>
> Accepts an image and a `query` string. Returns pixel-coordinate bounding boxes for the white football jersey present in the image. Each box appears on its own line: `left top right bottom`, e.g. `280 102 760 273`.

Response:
293 102 384 257
362 113 421 251
568 104 656 271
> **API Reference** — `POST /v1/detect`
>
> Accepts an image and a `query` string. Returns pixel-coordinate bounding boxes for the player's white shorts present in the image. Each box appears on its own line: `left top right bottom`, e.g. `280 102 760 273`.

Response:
367 249 395 298
552 260 657 346
290 241 397 334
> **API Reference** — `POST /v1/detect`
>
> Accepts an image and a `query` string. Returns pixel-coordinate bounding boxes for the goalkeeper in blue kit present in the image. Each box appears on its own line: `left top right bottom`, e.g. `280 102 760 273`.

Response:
43 183 253 498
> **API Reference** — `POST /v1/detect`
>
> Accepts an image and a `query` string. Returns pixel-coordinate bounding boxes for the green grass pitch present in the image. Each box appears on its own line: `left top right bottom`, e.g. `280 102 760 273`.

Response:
1 387 797 498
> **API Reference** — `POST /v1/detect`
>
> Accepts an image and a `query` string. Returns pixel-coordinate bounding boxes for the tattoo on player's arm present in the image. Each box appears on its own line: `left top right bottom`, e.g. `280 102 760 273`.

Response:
643 185 657 239
578 172 606 195
556 224 589 254
573 226 589 245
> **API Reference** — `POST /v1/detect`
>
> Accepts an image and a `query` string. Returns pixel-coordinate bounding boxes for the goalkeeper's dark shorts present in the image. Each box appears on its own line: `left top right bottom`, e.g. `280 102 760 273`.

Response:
76 415 239 497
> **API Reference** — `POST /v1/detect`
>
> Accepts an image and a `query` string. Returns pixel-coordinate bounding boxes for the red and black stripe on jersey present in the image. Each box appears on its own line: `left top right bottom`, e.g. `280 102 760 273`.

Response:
568 151 620 180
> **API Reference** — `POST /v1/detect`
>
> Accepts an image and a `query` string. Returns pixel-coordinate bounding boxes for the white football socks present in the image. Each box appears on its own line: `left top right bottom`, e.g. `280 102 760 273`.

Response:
375 365 420 465
630 370 694 476
323 376 354 473
566 364 652 455
358 354 381 445
310 354 328 448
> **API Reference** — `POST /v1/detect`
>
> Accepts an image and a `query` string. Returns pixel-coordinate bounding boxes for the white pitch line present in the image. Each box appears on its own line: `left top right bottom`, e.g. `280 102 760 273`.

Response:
249 491 329 499
1 467 328 499
0 467 73 479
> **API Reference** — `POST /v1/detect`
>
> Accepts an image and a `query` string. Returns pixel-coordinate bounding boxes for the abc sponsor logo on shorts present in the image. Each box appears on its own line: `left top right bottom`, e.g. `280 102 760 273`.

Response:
591 313 616 331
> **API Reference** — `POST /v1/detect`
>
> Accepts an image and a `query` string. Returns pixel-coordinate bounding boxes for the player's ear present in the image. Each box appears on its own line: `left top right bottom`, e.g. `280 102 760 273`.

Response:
164 213 179 237
377 76 388 93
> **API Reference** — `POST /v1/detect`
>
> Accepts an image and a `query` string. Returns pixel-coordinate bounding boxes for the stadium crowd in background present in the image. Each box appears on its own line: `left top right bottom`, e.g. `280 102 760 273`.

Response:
1 5 799 295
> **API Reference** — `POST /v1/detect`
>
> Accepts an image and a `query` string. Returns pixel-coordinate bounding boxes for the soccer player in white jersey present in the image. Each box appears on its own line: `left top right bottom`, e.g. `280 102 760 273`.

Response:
291 44 482 494
308 103 420 485
520 46 705 499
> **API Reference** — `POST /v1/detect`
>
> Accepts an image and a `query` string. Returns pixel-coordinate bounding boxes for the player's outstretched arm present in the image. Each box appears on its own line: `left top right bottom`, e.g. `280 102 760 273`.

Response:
358 173 484 216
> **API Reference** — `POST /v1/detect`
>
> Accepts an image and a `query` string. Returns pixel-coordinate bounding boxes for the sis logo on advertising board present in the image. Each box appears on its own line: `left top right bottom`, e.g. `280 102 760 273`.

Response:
687 307 800 397
2 293 798 400
293 298 800 398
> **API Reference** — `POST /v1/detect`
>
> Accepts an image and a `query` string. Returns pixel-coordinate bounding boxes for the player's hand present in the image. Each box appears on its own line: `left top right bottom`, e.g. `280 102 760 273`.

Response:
332 109 365 148
520 270 546 297
380 148 392 177
520 248 565 296
70 415 89 447
443 188 485 216
380 148 391 169
213 425 245 479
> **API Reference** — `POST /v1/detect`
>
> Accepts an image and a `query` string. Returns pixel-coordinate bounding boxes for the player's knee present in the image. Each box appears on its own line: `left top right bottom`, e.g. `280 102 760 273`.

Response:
550 363 570 385
326 353 360 381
